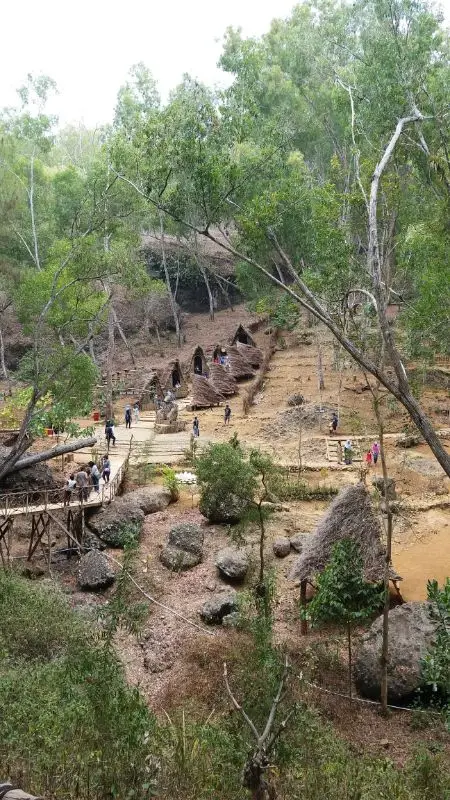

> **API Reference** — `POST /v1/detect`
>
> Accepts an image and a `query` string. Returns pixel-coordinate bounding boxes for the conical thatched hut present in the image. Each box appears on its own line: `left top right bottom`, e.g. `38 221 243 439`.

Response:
209 363 238 396
137 372 163 410
191 375 224 409
161 360 188 399
189 345 208 376
236 340 263 368
227 347 255 380
230 324 256 347
291 483 401 585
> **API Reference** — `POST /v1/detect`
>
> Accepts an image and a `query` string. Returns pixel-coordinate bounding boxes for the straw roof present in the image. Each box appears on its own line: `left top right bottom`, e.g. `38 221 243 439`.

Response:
137 371 163 404
160 359 187 390
209 363 238 396
230 324 257 347
236 341 264 367
227 346 255 380
291 483 401 584
189 345 208 374
192 375 224 408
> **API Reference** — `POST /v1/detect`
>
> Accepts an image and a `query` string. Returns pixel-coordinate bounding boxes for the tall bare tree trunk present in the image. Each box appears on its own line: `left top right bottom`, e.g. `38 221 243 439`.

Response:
373 391 393 716
106 304 115 421
159 212 181 347
28 153 41 271
0 324 9 381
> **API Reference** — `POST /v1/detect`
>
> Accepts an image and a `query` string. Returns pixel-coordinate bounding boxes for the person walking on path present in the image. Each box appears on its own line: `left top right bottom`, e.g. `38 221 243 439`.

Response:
193 416 200 438
343 439 352 465
64 473 76 506
102 454 111 483
371 441 380 465
125 405 132 429
75 468 90 501
364 449 373 468
329 412 338 435
133 403 140 423
105 419 116 447
88 461 101 494
224 404 231 425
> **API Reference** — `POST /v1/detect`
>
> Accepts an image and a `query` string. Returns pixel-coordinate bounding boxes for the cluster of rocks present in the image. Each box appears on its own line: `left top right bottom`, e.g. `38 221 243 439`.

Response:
272 532 308 558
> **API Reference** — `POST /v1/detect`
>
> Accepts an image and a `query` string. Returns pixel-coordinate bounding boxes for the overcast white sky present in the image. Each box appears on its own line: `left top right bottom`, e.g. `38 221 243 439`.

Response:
2 0 448 128
0 0 301 127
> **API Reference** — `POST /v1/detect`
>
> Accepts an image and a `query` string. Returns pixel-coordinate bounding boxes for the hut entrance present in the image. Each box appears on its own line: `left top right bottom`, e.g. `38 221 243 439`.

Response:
193 354 203 374
172 366 182 388
237 330 249 344
231 324 256 347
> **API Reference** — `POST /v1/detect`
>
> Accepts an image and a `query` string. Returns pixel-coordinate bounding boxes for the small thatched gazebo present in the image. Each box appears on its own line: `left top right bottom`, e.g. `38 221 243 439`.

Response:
189 345 208 376
227 347 255 381
291 483 402 631
209 363 238 396
230 324 257 347
137 372 163 410
161 360 188 399
236 340 263 368
191 375 224 409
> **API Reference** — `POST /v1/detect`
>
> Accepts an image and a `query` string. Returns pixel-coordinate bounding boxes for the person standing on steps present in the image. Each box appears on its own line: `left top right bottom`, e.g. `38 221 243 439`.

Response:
102 454 111 483
224 404 231 425
88 461 101 494
125 405 132 429
371 441 380 465
343 439 353 465
193 416 200 438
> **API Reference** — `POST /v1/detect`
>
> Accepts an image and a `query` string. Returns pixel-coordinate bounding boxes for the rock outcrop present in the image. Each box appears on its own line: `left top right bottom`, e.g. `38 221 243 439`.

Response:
160 522 204 571
78 550 115 591
216 547 249 581
272 537 291 558
354 602 438 702
200 591 238 624
87 486 171 547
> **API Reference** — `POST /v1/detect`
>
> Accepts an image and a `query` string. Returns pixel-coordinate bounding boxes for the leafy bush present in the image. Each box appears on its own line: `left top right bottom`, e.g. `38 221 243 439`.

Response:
162 465 180 501
421 578 450 720
272 477 338 501
0 572 157 799
197 442 257 523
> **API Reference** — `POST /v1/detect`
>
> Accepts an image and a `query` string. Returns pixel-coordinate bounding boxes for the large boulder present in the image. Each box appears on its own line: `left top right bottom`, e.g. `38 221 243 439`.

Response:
273 537 291 558
354 602 439 703
168 522 203 556
200 591 238 624
160 522 204 571
160 546 201 571
216 547 249 581
199 494 249 524
87 486 171 547
78 550 115 591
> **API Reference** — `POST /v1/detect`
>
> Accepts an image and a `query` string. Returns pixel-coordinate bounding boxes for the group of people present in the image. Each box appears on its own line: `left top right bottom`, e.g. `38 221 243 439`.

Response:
64 455 111 505
342 439 380 466
192 404 232 438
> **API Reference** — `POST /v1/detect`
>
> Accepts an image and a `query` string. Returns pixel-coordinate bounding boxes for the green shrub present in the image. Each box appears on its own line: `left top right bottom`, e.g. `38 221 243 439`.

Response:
197 442 257 523
162 465 180 501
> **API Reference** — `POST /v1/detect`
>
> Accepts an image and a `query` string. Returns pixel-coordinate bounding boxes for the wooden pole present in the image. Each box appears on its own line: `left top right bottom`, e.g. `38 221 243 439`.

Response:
300 580 308 635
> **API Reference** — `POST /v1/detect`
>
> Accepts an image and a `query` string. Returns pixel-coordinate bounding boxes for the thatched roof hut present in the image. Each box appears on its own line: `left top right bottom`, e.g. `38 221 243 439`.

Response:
228 347 255 380
291 483 401 584
236 340 263 368
230 324 257 347
189 345 208 376
209 363 238 396
191 375 224 408
161 360 188 399
137 372 163 410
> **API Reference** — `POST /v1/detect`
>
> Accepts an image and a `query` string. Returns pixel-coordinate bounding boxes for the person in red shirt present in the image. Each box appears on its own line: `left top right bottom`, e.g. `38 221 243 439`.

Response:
365 450 373 467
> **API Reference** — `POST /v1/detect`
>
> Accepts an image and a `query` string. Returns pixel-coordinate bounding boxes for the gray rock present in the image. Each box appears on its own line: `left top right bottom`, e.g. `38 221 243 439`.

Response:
130 486 172 514
273 537 291 558
83 530 106 551
354 602 439 703
160 545 201 571
395 434 422 449
200 592 238 624
372 476 396 500
87 499 145 547
216 547 249 581
287 393 305 407
199 494 249 524
78 550 115 591
168 522 204 556
222 611 240 628
290 533 309 553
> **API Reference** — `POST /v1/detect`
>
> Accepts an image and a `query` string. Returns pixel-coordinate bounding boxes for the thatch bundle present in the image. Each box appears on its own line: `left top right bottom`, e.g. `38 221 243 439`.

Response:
161 360 188 398
209 363 238 396
227 347 255 380
230 324 257 347
291 483 401 584
138 372 163 408
192 375 224 408
236 341 263 367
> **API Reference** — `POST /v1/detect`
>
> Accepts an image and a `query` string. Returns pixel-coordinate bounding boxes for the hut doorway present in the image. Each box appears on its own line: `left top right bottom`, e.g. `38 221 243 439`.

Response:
192 346 207 376
172 366 182 388
194 354 203 374
231 324 256 347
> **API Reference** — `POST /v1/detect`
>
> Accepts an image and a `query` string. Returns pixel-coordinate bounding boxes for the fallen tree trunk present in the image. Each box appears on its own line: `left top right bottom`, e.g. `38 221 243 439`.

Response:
2 436 97 476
